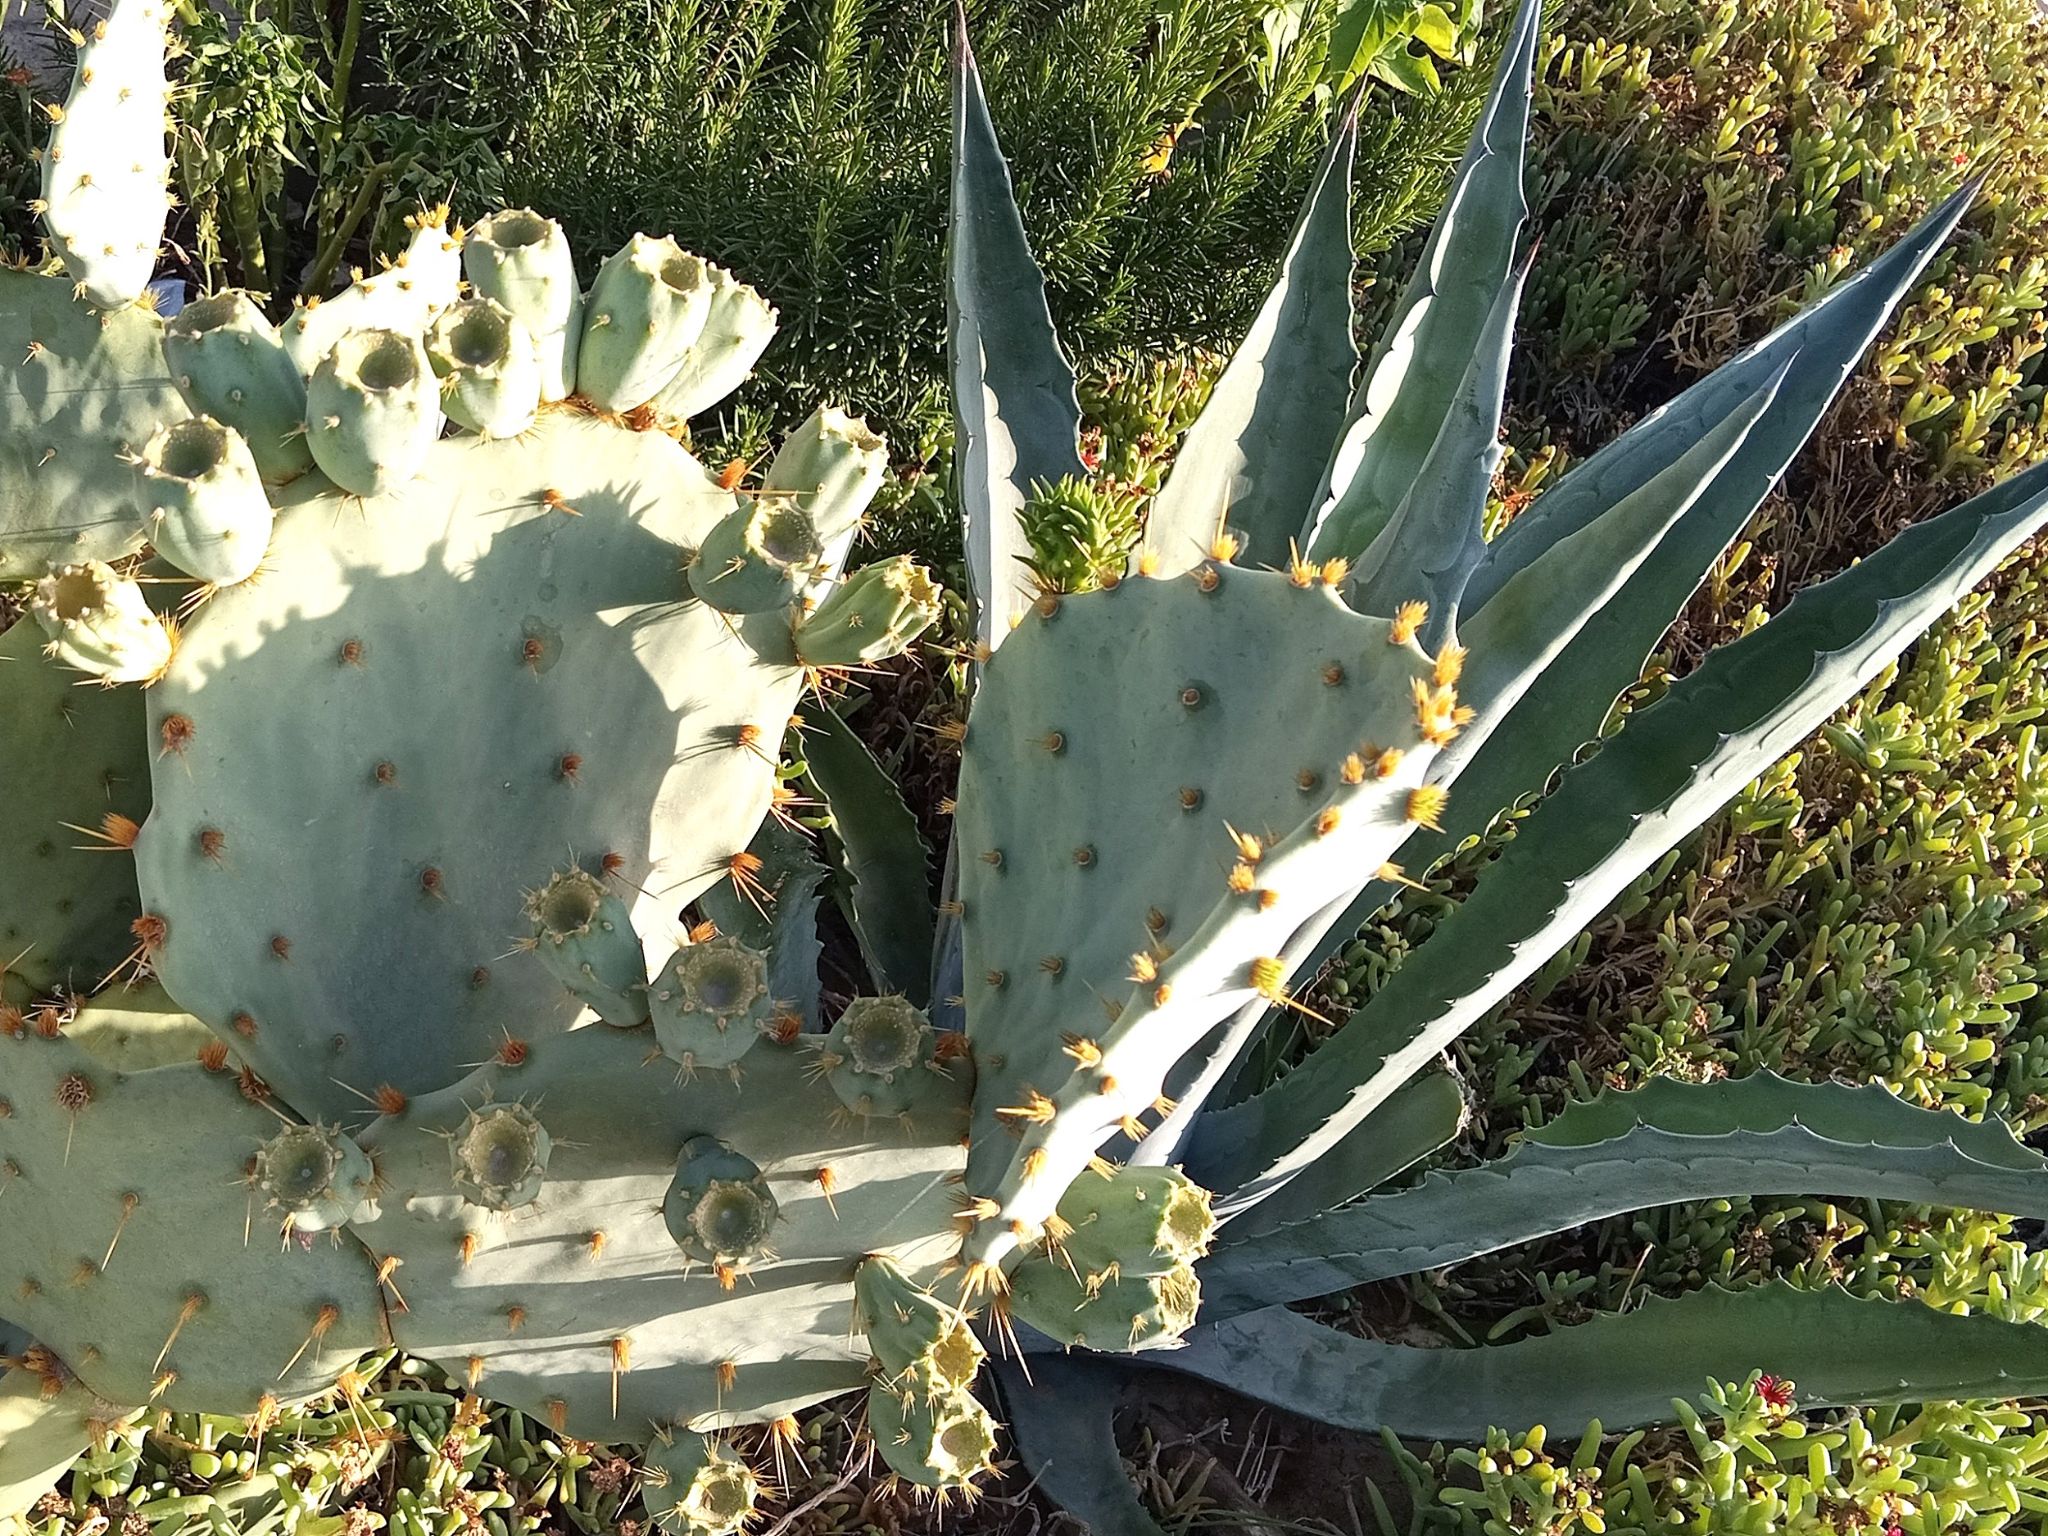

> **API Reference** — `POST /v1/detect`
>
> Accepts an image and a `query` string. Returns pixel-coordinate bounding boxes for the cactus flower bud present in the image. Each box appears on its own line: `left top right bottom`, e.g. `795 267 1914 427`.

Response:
31 559 172 683
138 416 274 587
795 556 941 667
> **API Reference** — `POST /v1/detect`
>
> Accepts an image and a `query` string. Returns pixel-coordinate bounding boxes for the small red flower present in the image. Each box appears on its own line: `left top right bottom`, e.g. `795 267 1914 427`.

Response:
1757 1374 1794 1407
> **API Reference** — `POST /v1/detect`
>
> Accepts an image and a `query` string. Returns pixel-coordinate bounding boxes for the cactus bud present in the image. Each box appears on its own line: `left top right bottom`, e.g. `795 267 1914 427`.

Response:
821 996 935 1118
138 416 274 587
662 1136 780 1269
450 1102 552 1211
427 297 543 439
687 499 824 614
642 1431 760 1536
162 291 314 483
650 936 773 1073
463 208 584 401
853 1256 985 1394
305 328 442 496
575 233 712 413
255 1122 375 1232
31 560 172 683
525 867 649 1027
761 406 887 542
1056 1163 1215 1277
866 1377 998 1489
1006 1256 1201 1352
795 556 941 667
650 265 779 422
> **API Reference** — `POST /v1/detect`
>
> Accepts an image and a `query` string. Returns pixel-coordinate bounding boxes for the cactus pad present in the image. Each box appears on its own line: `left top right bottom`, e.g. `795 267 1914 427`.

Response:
131 413 811 1118
954 565 1456 1267
0 615 149 1005
0 1021 384 1411
348 1023 969 1439
0 269 185 578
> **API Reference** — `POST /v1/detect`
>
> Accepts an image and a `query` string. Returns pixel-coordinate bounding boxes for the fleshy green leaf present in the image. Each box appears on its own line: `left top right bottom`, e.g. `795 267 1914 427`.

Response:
948 10 1085 651
1186 455 2048 1205
1301 0 1540 564
1282 185 1982 1012
1154 1285 2048 1440
1219 1067 1465 1233
1142 100 1359 576
1203 1073 2048 1314
804 704 935 1005
994 1358 1167 1536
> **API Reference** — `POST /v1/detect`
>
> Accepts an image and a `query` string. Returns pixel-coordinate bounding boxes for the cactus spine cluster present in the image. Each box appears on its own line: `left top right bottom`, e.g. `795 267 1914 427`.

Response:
9 0 2048 1531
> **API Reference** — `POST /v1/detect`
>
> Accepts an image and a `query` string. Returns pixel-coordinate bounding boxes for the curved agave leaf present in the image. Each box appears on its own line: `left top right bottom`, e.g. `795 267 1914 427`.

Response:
1154 1284 2048 1439
994 1357 1167 1536
1219 1066 1465 1236
948 8 1085 651
1301 0 1542 565
1348 250 1529 642
804 704 934 1005
1184 456 2048 1206
1278 183 1980 999
1202 1073 2048 1313
1142 97 1361 577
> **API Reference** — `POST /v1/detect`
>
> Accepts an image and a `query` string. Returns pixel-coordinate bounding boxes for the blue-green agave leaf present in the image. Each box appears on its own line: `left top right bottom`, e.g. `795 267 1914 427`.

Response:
1282 185 1980 1007
1219 1067 1466 1236
994 1358 1167 1536
1203 1074 2048 1313
803 704 935 1005
1153 1284 2048 1439
1185 455 2048 1205
948 10 1086 650
1301 0 1541 565
1143 97 1360 577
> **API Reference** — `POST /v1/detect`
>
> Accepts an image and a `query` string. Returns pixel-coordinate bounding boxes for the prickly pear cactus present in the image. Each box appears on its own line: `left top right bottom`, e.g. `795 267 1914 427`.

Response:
0 0 974 1509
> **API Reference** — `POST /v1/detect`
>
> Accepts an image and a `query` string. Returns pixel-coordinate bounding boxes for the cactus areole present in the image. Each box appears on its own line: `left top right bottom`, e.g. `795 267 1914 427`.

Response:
9 0 2048 1527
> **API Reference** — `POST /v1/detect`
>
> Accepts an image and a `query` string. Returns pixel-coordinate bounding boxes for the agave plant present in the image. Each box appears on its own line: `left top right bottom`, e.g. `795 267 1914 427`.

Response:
937 0 2048 1523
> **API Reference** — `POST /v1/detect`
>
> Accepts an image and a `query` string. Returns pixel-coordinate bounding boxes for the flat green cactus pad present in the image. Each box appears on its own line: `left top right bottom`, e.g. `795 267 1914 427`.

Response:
0 614 149 1006
0 1363 131 1521
0 269 187 579
133 413 808 1118
60 980 212 1071
955 564 1451 1259
0 1021 385 1412
351 1022 969 1441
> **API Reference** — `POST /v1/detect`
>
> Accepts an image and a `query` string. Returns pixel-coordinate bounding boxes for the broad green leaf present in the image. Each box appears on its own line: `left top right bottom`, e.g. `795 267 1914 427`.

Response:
1349 249 1527 639
1286 183 1980 997
1143 100 1360 576
948 13 1085 651
1202 1074 2048 1314
1302 0 1540 564
994 1358 1167 1536
1153 1285 2048 1440
1219 1067 1465 1233
803 704 935 1005
1185 455 2048 1205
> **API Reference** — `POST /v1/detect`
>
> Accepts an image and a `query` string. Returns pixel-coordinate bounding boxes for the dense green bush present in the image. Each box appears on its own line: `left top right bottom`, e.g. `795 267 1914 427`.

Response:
359 0 1484 442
